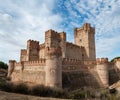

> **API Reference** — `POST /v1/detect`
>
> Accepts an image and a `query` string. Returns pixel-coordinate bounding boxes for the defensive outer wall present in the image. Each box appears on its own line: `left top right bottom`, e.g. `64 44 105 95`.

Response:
8 23 120 89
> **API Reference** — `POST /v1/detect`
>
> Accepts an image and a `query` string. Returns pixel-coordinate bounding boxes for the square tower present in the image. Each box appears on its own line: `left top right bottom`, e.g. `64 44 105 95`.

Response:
74 23 96 61
26 40 39 61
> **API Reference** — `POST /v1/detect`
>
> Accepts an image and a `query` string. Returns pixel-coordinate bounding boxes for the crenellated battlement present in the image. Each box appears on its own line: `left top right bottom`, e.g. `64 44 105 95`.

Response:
21 49 27 55
62 58 96 65
62 58 82 65
96 58 108 64
84 60 96 65
24 59 45 66
59 32 66 40
45 30 67 42
27 39 39 49
15 59 46 66
45 29 61 39
27 39 39 43
74 23 95 36
83 23 95 34
9 60 16 63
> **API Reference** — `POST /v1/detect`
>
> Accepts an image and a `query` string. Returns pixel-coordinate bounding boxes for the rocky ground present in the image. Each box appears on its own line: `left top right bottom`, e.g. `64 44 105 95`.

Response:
0 91 69 100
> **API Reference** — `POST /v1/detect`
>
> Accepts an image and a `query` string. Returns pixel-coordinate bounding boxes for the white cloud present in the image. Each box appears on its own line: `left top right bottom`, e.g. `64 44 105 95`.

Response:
63 0 120 60
0 0 120 62
0 0 62 63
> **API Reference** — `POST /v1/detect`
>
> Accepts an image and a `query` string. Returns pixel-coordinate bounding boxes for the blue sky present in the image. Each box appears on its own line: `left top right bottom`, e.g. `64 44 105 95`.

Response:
0 0 120 63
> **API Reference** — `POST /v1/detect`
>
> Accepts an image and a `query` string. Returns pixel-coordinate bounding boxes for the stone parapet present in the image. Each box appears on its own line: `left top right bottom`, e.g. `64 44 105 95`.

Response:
62 58 82 65
9 60 16 63
96 58 108 64
83 60 96 65
7 60 16 78
21 49 27 55
45 29 60 39
27 39 39 49
27 39 39 44
16 59 46 66
74 23 95 36
59 32 66 40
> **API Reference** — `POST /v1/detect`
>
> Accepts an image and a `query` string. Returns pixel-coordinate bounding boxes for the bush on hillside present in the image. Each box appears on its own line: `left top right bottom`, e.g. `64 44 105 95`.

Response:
111 57 120 62
0 82 119 99
13 83 29 94
0 82 68 98
0 82 14 92
0 61 8 69
31 85 67 98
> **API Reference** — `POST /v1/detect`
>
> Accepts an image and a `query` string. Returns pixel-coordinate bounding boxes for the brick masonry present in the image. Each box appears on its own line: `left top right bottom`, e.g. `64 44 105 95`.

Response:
8 23 120 89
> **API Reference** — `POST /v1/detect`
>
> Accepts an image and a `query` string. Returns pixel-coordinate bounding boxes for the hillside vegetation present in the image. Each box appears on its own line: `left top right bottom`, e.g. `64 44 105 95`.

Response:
111 57 120 62
0 61 8 69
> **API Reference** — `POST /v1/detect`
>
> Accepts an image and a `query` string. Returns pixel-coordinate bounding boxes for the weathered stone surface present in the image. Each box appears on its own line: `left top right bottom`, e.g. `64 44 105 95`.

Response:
8 23 120 89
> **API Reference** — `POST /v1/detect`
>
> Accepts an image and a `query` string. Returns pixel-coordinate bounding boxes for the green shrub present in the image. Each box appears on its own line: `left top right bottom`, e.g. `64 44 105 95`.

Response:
13 83 29 94
1 82 118 99
30 85 46 96
69 91 88 99
31 85 67 98
0 78 6 84
0 82 29 94
0 82 14 92
111 57 120 62
50 88 68 98
0 61 8 69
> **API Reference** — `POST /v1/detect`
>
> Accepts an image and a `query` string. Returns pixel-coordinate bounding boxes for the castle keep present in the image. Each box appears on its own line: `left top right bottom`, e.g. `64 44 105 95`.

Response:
8 23 120 89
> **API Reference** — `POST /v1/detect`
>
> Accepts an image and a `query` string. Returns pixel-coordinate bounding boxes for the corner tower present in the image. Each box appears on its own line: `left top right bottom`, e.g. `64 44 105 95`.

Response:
45 29 63 88
74 23 96 60
26 40 39 61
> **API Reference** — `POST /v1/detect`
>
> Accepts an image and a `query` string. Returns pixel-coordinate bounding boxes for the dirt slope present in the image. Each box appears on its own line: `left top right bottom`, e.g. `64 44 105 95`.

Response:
0 91 69 100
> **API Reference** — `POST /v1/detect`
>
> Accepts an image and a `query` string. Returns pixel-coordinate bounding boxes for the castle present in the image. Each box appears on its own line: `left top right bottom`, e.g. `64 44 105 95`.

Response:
8 23 120 89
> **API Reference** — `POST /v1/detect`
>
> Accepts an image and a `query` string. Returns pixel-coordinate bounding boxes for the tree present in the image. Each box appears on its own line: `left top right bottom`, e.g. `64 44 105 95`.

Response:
110 57 120 62
0 61 8 69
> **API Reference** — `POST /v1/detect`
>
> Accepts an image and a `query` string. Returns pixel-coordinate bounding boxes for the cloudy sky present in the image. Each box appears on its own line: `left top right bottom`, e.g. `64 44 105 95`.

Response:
0 0 120 63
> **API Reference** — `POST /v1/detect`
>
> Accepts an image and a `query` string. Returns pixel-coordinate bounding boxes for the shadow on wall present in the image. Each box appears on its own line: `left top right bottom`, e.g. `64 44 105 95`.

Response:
62 69 102 90
109 65 120 85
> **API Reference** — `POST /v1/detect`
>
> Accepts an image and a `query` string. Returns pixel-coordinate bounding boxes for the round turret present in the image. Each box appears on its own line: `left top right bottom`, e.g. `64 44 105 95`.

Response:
7 60 16 78
96 58 109 87
45 47 62 88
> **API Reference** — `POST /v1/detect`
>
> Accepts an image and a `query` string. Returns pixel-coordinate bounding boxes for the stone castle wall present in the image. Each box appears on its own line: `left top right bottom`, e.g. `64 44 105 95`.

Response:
20 49 27 61
96 58 109 87
8 23 120 89
8 57 120 89
115 59 120 70
109 59 120 85
74 23 96 60
65 42 84 60
10 59 46 85
39 43 45 59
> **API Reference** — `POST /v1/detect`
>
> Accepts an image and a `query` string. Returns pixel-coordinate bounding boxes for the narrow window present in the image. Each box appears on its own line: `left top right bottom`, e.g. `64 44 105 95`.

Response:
82 54 84 60
80 39 82 42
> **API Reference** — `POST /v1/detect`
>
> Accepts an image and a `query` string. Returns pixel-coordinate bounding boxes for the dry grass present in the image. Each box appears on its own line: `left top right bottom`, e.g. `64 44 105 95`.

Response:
0 91 70 100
